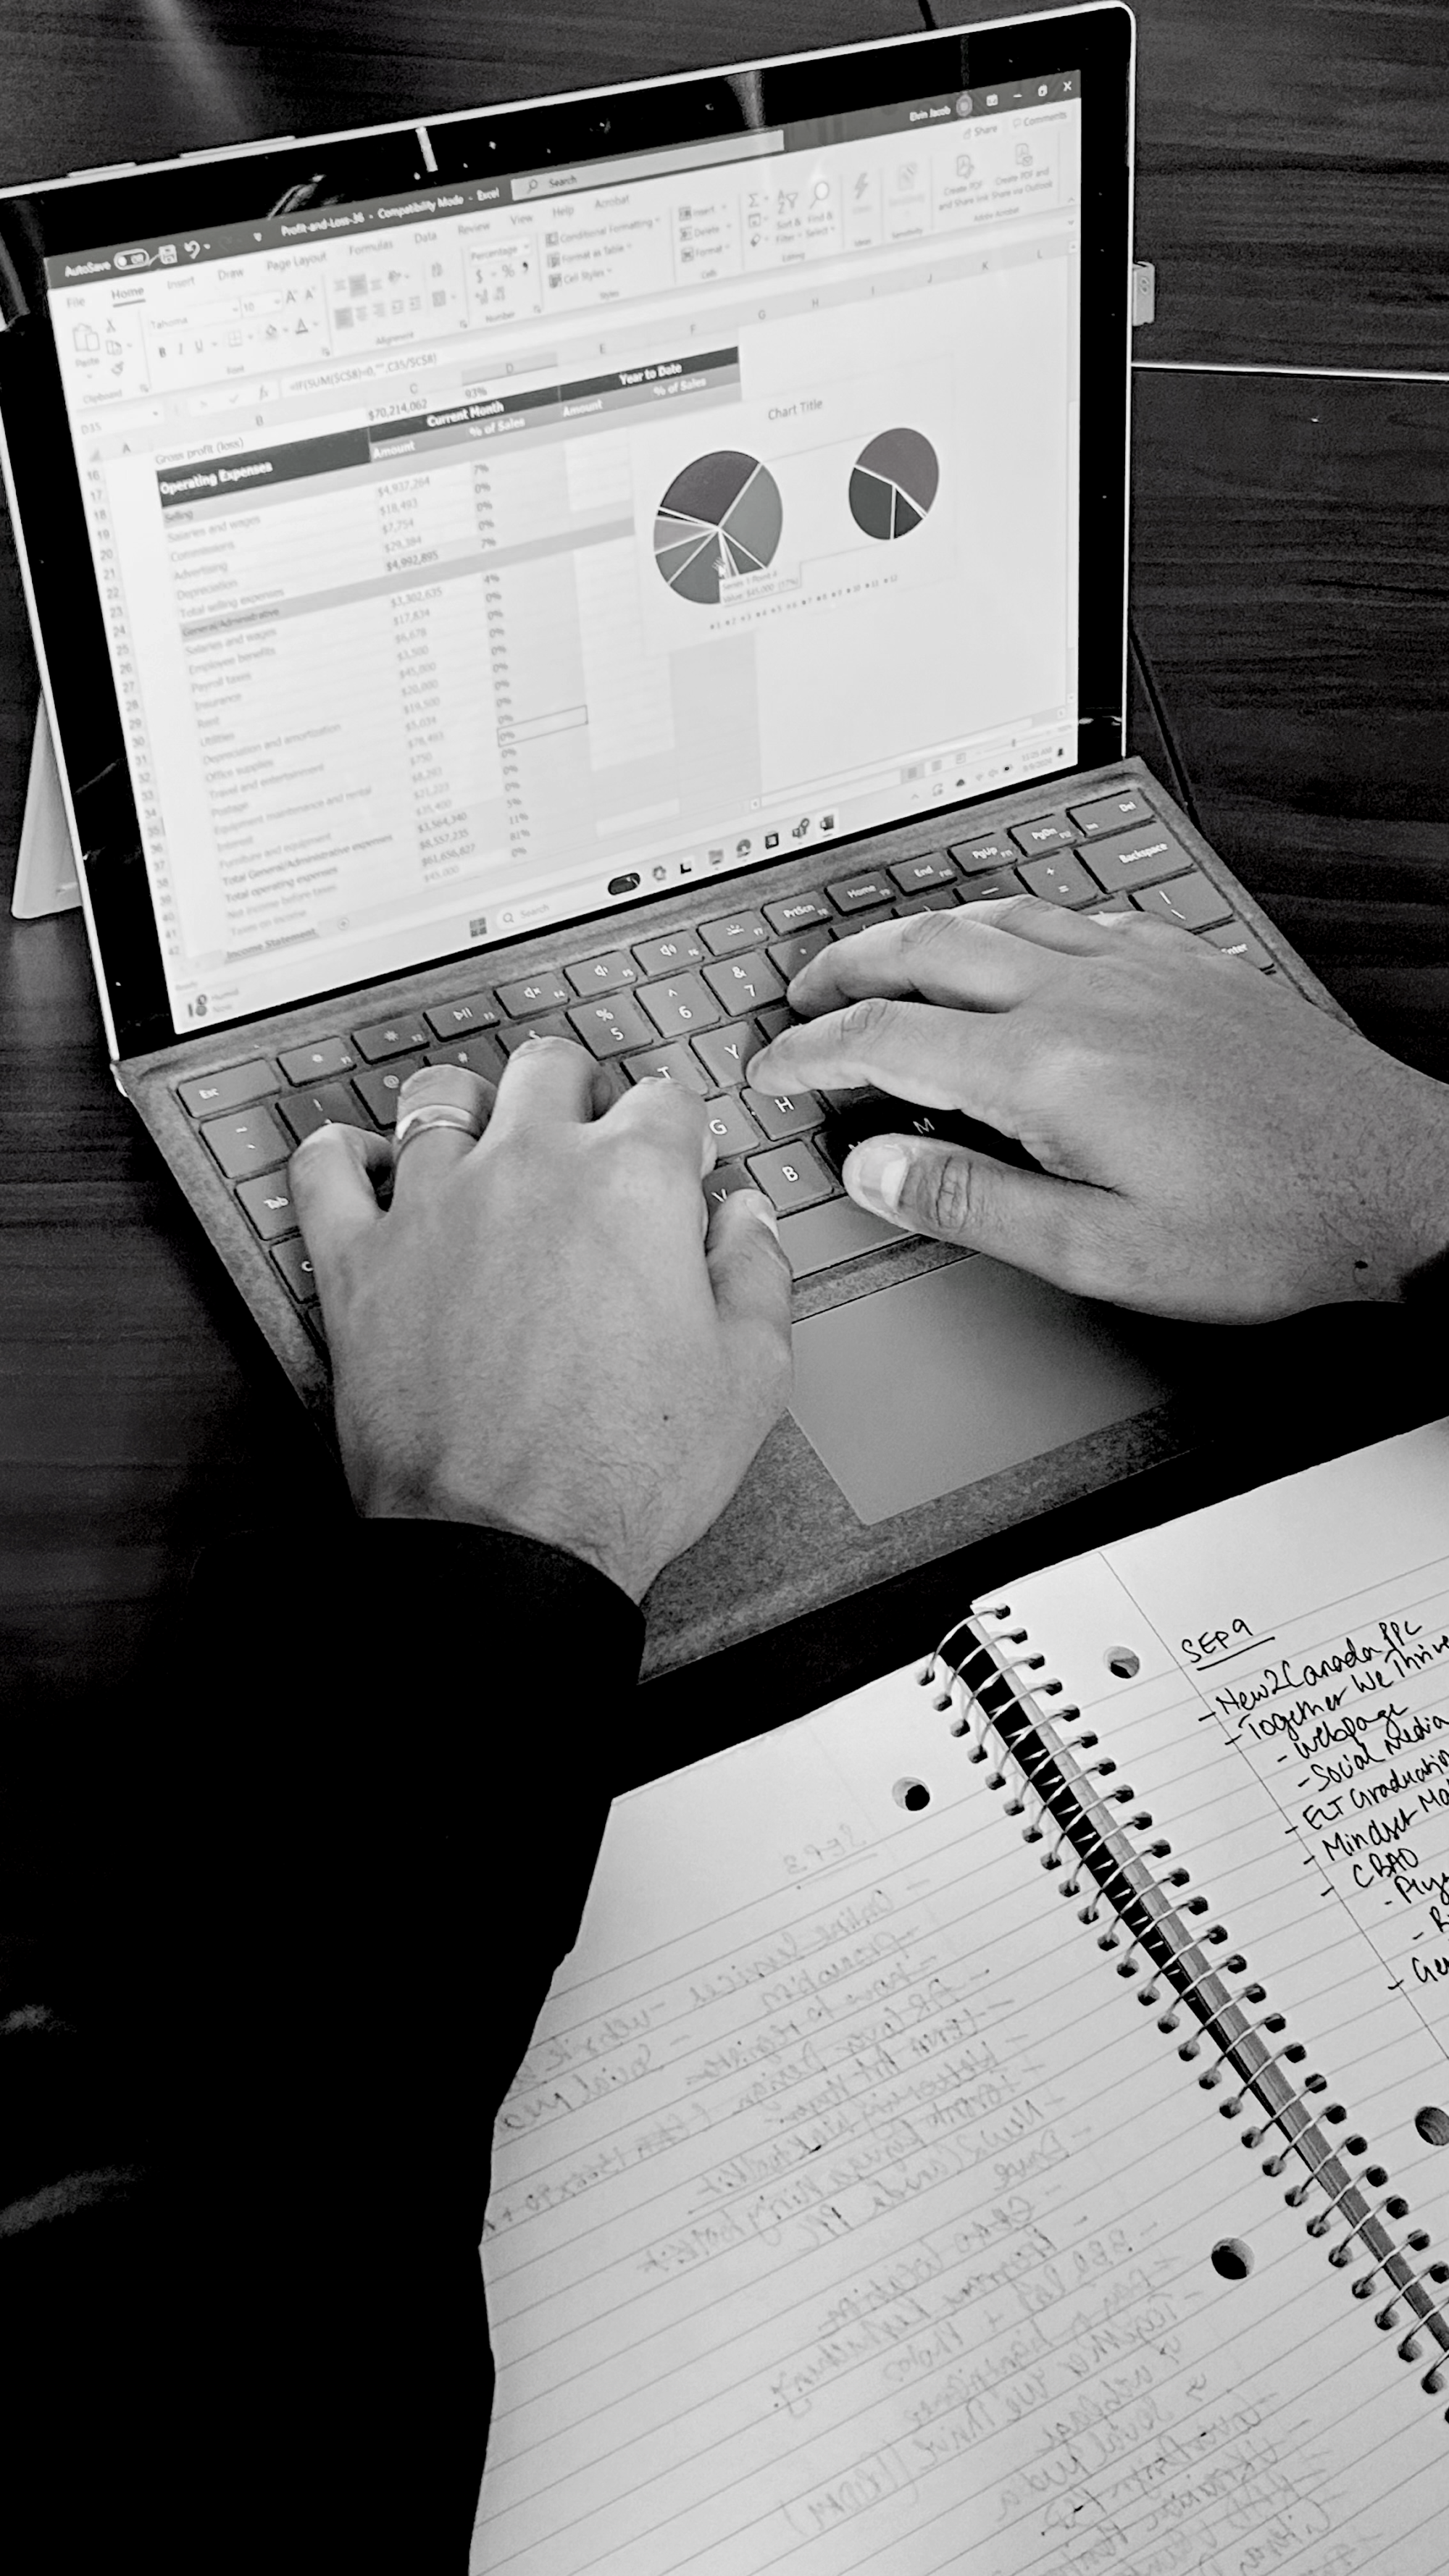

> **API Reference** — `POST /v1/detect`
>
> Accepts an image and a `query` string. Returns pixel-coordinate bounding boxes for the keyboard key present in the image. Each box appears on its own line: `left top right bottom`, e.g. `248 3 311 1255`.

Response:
1204 920 1273 969
200 1102 291 1177
826 869 893 913
763 890 832 932
703 1095 764 1157
625 1042 710 1093
692 1019 759 1090
565 994 656 1058
889 851 956 893
353 1055 430 1126
703 953 785 1013
1017 850 1101 908
425 1034 507 1081
277 1037 355 1085
271 1237 319 1305
956 868 1025 903
350 1015 430 1062
703 1161 765 1215
768 925 835 980
743 1086 823 1142
949 832 1016 873
1079 822 1193 894
1009 814 1075 856
835 903 895 936
631 930 705 975
753 1003 795 1045
822 1092 1044 1176
698 911 770 955
746 1140 838 1214
895 887 958 913
496 971 571 1018
235 1171 299 1241
497 1015 575 1055
178 1059 279 1118
1068 786 1151 837
276 1082 372 1145
638 973 722 1038
777 1197 909 1275
425 991 501 1037
564 950 640 997
1131 870 1234 931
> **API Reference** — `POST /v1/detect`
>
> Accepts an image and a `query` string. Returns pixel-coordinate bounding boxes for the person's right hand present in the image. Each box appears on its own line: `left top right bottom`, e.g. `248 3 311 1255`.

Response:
746 897 1449 1323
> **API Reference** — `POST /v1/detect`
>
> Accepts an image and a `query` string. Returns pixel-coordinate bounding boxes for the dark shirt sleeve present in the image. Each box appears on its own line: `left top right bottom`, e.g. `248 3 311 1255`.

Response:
2 1519 644 2572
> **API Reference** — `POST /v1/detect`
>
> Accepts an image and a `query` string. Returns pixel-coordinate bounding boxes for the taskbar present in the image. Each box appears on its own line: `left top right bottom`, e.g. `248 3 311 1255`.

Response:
164 719 1074 1034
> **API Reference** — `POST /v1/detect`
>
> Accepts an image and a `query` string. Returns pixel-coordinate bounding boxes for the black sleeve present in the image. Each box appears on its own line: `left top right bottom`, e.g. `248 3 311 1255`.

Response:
1 1519 645 2573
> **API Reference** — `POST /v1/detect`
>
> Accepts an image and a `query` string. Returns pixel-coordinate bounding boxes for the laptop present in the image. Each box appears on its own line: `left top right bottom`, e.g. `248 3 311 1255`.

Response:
0 4 1348 1675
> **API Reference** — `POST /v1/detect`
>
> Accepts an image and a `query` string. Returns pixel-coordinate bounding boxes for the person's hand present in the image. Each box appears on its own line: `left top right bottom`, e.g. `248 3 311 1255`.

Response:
746 898 1449 1323
288 1045 793 1601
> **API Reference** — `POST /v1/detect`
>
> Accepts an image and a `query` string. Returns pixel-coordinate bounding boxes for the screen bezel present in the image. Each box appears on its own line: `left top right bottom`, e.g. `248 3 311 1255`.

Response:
0 4 1133 1061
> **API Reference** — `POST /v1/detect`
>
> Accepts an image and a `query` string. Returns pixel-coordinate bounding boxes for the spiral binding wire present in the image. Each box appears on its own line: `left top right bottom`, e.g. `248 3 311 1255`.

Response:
919 1606 1449 2409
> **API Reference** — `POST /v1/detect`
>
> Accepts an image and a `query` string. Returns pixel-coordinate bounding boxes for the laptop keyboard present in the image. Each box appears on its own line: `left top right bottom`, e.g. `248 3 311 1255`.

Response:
173 786 1274 1337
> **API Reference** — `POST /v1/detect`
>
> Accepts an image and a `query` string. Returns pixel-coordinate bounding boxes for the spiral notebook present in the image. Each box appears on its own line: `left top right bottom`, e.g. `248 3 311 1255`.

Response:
473 1422 1449 2574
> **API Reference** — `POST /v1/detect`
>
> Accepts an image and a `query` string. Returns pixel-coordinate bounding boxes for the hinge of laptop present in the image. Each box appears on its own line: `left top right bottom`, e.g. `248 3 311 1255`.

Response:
1131 261 1156 327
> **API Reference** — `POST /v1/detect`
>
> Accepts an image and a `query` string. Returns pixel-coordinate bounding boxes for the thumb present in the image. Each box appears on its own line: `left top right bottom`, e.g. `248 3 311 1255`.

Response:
288 1121 391 1292
703 1187 795 1402
844 1133 1087 1283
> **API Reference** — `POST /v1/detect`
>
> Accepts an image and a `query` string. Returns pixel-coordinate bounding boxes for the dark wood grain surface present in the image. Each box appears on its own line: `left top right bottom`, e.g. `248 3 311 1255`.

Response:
1 1 1446 1723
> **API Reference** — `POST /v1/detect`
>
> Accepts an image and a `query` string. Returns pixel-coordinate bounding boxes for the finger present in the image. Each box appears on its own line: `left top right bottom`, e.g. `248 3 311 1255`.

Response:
842 1131 1106 1292
485 1034 612 1139
786 896 1112 1024
747 995 1019 1129
703 1187 795 1409
388 1064 494 1205
288 1121 392 1285
601 1063 717 1177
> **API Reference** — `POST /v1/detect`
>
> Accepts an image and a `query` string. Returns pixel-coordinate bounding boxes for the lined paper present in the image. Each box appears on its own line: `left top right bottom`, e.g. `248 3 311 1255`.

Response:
990 1419 1449 2046
472 1605 1448 2572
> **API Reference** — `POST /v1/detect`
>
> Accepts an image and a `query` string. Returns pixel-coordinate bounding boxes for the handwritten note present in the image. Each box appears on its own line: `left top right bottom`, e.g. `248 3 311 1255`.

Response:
996 1422 1449 2040
472 1636 1447 2575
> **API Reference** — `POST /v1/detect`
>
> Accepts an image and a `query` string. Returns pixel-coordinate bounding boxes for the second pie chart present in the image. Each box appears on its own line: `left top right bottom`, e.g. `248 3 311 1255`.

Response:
653 451 784 604
849 428 940 540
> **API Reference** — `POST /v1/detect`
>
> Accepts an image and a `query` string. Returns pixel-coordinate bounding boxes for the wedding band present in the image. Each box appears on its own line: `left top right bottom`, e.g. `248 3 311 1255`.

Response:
393 1100 485 1155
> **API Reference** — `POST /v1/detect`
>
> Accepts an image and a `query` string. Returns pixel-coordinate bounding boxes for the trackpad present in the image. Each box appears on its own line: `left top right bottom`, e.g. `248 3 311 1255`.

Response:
790 1255 1172 1524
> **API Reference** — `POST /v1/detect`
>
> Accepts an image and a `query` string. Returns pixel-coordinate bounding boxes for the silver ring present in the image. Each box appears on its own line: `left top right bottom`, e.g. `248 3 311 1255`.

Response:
393 1100 485 1157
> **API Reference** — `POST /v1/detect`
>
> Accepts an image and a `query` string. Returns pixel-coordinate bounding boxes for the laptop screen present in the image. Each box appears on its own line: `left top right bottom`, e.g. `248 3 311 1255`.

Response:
43 70 1083 1039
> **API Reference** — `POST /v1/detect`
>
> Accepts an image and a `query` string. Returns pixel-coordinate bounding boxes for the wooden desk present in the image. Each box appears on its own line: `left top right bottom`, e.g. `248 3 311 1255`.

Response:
1 3 1445 1730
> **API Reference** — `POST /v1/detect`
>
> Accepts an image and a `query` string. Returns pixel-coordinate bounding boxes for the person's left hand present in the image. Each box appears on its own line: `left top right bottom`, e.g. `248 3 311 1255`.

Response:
288 1045 794 1601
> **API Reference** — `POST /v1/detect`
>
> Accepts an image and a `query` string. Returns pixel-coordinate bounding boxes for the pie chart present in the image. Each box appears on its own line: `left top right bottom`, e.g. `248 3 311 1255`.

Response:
653 451 782 604
849 427 940 540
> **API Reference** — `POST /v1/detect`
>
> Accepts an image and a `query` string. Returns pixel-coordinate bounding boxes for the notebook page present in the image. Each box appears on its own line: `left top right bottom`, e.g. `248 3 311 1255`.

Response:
983 1419 1449 2046
472 1656 1447 2574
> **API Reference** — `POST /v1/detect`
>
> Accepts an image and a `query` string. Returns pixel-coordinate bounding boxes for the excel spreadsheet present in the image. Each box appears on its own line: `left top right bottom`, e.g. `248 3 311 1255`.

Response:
49 75 1082 1034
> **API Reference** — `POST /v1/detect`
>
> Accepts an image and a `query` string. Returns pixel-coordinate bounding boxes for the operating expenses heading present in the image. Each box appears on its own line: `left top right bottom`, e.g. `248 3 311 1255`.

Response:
155 357 738 508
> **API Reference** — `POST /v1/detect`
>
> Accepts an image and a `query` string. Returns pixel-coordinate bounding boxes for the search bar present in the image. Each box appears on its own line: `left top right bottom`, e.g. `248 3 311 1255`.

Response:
509 129 784 202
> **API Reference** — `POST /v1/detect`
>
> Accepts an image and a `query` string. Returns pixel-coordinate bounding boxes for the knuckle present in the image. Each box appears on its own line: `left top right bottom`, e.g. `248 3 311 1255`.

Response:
912 1150 985 1240
835 992 901 1049
630 1079 706 1147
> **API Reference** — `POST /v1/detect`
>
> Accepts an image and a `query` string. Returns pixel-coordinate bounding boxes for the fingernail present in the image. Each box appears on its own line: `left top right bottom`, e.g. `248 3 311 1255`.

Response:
845 1139 909 1211
739 1189 780 1237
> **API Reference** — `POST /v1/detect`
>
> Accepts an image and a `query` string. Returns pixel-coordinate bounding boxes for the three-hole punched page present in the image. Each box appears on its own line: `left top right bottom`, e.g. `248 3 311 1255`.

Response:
473 1421 1449 2575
